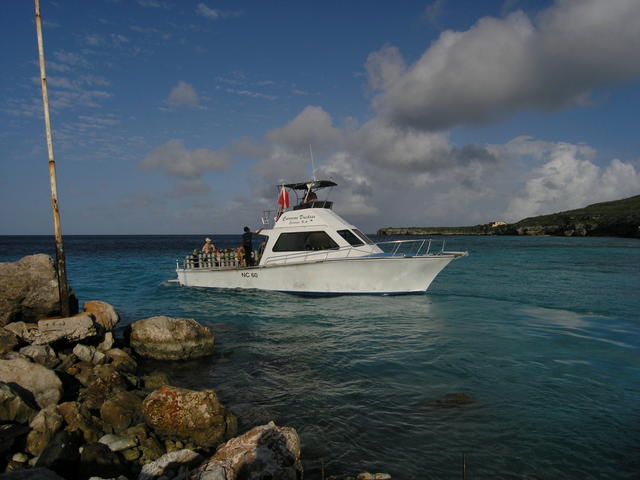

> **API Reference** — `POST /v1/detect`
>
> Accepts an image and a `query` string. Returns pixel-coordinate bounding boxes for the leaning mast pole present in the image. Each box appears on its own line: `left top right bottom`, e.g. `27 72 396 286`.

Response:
34 0 71 316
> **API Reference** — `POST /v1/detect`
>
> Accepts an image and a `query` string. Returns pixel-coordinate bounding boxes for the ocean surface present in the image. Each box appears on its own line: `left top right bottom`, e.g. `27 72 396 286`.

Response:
1 234 639 479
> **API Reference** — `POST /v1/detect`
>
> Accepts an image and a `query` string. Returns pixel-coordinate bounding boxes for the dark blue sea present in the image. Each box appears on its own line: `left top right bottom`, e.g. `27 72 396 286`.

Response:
1 235 639 479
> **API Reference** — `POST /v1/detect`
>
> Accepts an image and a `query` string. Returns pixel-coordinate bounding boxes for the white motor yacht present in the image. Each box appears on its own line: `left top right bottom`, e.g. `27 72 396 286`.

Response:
175 180 467 294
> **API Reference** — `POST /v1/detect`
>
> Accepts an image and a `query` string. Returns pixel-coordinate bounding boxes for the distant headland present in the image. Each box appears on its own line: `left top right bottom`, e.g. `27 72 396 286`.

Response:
377 194 640 238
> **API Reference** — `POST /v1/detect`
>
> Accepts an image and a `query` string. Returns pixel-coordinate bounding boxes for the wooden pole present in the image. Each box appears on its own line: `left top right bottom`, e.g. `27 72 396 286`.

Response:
34 0 71 317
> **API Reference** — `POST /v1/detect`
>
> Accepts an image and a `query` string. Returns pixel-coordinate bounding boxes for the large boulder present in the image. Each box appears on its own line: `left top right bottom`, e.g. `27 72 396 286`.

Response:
129 316 214 360
194 421 303 480
34 313 100 346
0 356 63 409
83 301 119 331
0 254 77 326
142 385 237 448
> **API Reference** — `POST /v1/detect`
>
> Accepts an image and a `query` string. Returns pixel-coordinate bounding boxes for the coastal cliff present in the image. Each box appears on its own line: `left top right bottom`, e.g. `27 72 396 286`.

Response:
378 194 640 238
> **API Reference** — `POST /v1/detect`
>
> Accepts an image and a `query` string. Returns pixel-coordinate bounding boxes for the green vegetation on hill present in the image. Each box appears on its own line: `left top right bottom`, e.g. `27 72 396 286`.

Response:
378 195 640 238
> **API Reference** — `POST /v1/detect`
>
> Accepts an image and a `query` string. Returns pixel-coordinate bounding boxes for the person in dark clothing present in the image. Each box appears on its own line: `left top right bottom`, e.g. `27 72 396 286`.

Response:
242 226 262 266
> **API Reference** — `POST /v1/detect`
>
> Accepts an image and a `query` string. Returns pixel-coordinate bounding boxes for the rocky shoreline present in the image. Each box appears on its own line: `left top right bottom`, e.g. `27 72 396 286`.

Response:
0 254 391 480
378 194 640 238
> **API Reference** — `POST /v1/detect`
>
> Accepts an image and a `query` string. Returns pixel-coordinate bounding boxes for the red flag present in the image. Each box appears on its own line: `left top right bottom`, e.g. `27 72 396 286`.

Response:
277 186 289 209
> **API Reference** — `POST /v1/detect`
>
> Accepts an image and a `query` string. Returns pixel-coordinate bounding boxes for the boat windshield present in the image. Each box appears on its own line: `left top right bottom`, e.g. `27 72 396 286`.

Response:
353 229 375 245
337 229 364 246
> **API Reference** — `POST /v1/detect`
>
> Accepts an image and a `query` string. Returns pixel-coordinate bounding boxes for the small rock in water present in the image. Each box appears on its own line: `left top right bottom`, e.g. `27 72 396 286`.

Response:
423 392 475 408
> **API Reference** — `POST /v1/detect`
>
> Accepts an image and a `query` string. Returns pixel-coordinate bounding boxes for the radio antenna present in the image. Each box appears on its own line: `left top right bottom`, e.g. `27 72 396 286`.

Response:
309 144 317 181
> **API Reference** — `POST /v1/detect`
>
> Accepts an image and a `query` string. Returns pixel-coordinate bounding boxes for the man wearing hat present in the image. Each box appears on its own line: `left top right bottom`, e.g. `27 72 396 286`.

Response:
202 237 216 254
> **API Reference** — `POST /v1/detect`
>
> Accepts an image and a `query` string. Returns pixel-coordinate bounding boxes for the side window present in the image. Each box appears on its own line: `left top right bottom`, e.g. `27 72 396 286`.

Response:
337 229 364 246
353 229 374 245
273 231 339 252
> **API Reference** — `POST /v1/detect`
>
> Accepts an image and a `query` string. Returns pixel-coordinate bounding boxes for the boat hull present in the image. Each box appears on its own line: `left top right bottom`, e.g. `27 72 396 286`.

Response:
176 255 458 295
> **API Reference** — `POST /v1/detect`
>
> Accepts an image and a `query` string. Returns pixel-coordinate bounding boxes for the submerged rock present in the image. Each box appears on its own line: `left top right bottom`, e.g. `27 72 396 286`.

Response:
422 392 475 408
194 421 302 480
142 385 237 448
129 316 214 361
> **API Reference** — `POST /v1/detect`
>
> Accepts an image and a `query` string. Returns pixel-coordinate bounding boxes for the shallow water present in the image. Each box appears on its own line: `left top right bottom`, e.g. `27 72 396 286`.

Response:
1 235 639 479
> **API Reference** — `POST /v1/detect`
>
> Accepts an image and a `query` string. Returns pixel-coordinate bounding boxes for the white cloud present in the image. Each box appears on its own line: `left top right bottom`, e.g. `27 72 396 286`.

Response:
196 3 221 20
225 88 276 101
371 0 640 131
141 139 230 179
266 106 343 154
504 139 640 221
364 44 406 92
166 81 199 108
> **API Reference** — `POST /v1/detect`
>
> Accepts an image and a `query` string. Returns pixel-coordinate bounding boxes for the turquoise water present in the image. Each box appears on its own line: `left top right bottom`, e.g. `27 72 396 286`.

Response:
1 235 639 479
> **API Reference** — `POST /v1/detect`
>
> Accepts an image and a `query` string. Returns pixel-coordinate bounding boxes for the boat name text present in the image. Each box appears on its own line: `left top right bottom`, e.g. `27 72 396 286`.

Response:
281 213 316 225
241 272 258 278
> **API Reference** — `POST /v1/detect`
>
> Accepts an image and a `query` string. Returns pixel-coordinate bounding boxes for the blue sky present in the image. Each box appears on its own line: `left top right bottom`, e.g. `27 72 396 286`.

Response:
1 0 639 234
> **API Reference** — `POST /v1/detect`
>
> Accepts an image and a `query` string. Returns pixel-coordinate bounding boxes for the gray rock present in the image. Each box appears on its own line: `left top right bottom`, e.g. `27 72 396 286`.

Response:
83 301 119 331
0 356 63 409
5 322 39 344
194 421 302 480
73 344 107 365
129 316 214 361
137 449 203 480
0 381 38 424
34 313 99 345
142 385 237 449
0 254 77 326
99 433 137 452
19 345 60 369
26 405 64 456
97 332 115 352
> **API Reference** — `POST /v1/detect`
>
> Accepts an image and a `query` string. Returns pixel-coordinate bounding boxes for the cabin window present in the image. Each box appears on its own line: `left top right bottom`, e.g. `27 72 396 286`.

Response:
353 229 374 245
337 229 364 246
272 231 339 252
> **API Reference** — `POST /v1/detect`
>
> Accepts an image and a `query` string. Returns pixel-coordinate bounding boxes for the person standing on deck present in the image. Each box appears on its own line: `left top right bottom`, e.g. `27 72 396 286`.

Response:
201 237 216 254
242 226 262 266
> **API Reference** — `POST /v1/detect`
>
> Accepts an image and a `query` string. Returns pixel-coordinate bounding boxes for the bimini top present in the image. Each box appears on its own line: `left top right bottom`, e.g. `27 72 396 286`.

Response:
282 180 337 190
